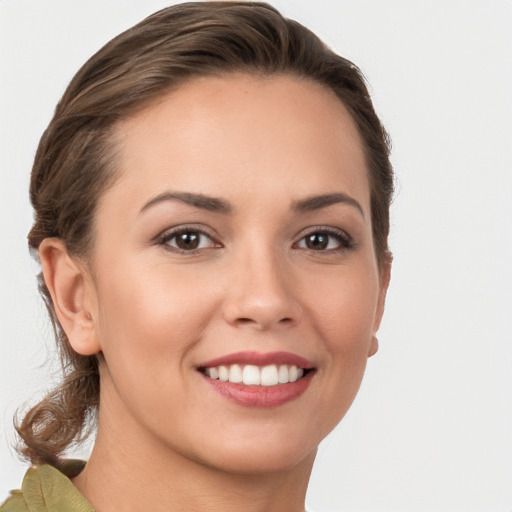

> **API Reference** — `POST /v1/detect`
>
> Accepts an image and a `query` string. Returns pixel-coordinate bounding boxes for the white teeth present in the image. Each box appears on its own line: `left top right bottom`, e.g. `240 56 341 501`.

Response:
203 363 307 386
289 365 299 383
242 365 261 385
218 365 229 382
229 364 243 383
261 365 279 386
278 365 289 383
208 367 219 380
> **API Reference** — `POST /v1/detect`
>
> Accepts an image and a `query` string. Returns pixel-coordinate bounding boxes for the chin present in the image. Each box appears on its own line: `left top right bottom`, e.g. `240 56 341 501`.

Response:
185 424 323 476
209 446 317 476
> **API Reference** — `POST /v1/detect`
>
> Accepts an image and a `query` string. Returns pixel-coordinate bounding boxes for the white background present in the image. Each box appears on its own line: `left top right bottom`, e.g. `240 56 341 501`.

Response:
1 1 511 511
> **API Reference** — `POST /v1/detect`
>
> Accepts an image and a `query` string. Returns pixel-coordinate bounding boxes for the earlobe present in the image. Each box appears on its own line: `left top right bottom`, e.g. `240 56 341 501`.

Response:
371 252 392 350
38 238 100 356
368 335 379 357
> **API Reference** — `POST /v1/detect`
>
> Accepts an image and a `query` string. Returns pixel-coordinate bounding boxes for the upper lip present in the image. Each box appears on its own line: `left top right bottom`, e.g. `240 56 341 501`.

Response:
197 351 315 369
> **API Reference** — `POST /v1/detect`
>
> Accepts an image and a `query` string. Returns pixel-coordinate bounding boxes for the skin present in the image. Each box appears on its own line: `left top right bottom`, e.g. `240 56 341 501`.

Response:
40 74 390 512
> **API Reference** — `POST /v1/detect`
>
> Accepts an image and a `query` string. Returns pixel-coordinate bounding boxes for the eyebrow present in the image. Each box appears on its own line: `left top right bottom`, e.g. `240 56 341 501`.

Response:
140 190 364 218
292 192 365 219
140 191 232 214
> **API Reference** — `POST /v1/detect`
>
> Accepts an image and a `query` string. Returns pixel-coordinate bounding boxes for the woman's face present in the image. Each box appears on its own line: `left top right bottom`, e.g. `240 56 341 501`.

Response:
83 74 389 473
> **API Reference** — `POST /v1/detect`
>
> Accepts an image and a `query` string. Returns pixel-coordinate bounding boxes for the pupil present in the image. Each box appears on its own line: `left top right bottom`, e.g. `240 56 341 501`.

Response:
307 234 328 250
177 232 199 250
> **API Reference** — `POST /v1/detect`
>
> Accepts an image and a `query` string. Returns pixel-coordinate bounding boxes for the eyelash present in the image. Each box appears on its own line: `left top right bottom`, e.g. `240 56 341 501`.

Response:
157 226 221 253
294 227 354 253
156 226 354 254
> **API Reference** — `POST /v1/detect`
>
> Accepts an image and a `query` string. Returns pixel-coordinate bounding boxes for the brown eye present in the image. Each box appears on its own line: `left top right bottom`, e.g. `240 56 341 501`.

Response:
304 233 329 250
296 229 353 252
161 230 217 252
177 232 200 250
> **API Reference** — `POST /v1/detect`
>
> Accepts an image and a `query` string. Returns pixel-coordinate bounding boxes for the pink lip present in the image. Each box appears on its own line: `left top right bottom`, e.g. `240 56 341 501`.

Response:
197 351 314 369
202 372 314 408
197 351 316 408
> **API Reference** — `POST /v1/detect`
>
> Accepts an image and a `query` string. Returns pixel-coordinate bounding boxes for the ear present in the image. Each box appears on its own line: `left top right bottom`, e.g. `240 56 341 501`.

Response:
38 238 101 356
368 252 392 357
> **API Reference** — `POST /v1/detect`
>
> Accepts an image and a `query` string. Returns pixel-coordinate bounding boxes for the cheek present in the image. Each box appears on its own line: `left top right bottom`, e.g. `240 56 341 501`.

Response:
284 264 380 443
308 263 379 348
306 261 379 405
94 263 219 382
92 263 225 438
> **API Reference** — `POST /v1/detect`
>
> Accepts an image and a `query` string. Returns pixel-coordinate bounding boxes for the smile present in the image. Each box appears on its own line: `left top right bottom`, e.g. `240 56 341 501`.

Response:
200 364 306 386
197 351 315 407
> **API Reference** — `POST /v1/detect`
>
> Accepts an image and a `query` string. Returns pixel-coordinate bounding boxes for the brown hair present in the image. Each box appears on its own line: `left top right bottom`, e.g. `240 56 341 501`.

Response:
17 1 393 465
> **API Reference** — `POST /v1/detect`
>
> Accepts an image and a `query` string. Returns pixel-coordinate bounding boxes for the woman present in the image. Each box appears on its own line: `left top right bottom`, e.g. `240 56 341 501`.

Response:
1 2 392 511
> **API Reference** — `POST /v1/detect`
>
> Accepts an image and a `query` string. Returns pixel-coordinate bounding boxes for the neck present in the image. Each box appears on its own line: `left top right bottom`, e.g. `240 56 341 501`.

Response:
73 386 315 512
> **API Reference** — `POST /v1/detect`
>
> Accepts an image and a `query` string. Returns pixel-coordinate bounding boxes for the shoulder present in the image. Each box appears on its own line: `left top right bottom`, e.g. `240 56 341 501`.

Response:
0 490 27 512
1 461 94 512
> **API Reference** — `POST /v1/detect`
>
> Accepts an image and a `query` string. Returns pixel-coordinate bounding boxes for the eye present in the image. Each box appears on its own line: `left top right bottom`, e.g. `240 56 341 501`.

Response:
295 228 353 252
158 228 220 252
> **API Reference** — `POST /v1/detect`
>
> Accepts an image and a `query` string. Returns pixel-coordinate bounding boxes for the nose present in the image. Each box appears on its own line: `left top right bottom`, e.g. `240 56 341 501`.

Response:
222 247 302 331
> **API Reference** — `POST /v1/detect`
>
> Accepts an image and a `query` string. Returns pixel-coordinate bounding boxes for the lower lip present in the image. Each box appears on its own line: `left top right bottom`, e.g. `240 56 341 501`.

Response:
202 371 314 408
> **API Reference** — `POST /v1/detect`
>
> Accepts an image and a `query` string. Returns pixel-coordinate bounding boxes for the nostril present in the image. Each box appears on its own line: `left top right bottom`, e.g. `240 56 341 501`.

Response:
237 317 293 325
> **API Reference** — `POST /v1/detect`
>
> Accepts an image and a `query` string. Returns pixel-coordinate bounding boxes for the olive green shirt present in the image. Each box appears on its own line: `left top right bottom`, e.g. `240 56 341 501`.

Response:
1 460 94 512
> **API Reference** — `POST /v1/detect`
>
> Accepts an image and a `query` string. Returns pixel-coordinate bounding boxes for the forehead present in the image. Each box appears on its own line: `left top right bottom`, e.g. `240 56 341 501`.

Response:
107 73 370 212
